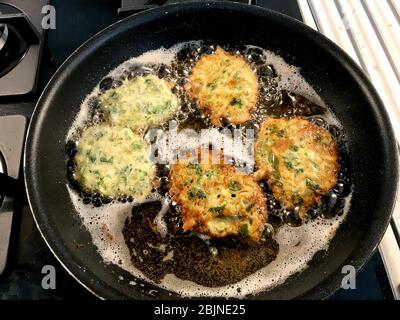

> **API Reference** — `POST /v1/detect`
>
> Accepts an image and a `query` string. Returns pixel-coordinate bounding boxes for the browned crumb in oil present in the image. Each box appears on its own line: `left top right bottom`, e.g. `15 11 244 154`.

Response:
101 223 114 241
122 202 279 288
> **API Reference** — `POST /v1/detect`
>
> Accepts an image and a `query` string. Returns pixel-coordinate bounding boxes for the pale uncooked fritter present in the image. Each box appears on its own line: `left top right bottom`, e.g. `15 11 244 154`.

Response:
254 117 339 218
169 152 267 241
75 124 155 199
100 74 179 131
186 47 259 127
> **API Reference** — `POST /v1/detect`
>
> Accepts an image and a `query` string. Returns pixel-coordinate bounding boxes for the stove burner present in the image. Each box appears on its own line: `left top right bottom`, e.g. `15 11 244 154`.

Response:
0 22 28 77
0 1 45 96
0 23 8 52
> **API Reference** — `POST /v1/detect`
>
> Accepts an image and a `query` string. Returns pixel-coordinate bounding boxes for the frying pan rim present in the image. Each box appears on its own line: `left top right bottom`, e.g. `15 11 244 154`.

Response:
23 0 399 300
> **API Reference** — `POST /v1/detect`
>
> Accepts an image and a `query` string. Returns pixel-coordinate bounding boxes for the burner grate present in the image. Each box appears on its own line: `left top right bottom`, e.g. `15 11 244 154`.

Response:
0 23 29 78
0 0 48 97
0 115 27 275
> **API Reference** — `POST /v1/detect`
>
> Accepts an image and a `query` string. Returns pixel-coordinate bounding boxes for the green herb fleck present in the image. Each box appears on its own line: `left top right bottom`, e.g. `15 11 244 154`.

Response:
230 98 244 108
205 171 216 179
284 153 303 173
165 100 172 109
246 203 255 212
110 91 118 100
100 156 113 163
120 165 133 175
94 132 104 140
228 181 241 192
239 224 249 237
292 194 304 206
269 127 285 138
188 163 203 175
208 205 225 214
131 143 143 150
285 160 294 170
305 178 320 191
207 81 217 90
187 187 207 200
88 154 97 163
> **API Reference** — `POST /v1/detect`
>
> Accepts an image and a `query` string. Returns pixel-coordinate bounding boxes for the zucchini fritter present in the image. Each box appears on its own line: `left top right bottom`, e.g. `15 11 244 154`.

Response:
100 74 179 131
169 153 267 241
75 124 155 199
186 47 259 126
254 117 339 218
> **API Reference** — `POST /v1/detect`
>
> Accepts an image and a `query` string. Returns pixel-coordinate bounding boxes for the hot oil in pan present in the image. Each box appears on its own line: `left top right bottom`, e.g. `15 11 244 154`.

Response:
122 201 279 287
65 41 353 297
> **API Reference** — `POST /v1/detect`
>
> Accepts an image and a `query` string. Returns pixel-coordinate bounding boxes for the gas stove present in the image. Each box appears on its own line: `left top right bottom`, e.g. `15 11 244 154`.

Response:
0 0 395 300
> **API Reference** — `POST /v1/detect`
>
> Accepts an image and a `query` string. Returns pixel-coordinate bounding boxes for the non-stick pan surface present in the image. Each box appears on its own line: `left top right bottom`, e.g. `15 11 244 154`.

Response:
24 1 398 299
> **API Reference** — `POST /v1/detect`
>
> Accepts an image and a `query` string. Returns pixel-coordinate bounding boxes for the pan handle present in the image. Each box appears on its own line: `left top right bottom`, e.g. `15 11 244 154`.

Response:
0 172 21 198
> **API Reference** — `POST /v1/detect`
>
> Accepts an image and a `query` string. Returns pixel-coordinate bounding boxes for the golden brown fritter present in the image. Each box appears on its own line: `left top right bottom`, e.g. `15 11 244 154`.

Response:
254 117 339 218
169 152 267 242
100 74 179 131
74 124 155 199
186 47 259 127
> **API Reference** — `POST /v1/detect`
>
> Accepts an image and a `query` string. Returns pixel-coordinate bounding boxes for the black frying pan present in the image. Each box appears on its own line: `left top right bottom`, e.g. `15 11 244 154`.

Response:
11 1 399 299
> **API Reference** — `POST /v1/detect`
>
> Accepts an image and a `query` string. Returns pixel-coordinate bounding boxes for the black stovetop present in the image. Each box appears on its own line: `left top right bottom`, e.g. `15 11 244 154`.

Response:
0 0 394 300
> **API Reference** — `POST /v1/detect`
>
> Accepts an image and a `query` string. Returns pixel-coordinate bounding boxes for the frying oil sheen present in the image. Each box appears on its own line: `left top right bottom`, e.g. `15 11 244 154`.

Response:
66 41 352 298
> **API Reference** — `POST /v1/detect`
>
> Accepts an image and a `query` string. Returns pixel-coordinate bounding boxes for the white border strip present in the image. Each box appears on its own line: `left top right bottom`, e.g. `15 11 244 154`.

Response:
298 0 318 30
336 0 400 140
379 225 400 300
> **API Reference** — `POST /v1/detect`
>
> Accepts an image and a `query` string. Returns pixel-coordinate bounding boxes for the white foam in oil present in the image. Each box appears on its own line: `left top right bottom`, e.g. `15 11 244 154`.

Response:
66 42 352 298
